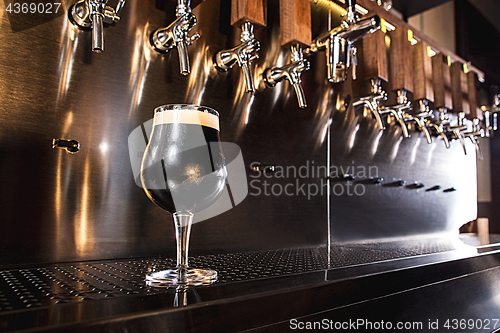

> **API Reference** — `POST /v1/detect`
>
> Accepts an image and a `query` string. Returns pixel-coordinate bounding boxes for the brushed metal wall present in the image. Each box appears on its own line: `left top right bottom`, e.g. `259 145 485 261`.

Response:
0 0 476 266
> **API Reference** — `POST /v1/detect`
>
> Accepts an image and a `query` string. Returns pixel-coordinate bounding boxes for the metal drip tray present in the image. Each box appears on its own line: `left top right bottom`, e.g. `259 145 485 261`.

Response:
0 236 474 314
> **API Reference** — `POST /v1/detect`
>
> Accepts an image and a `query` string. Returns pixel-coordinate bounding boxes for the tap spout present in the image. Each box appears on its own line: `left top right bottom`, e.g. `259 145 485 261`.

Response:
68 0 126 53
150 2 200 75
264 45 310 108
214 22 260 93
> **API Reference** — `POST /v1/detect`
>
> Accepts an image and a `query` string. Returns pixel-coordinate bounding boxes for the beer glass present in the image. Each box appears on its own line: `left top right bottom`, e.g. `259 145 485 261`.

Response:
140 104 227 286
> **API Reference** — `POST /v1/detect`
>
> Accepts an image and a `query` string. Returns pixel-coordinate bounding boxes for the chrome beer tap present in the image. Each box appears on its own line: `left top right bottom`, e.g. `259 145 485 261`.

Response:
214 22 261 93
69 0 126 53
150 0 200 75
426 108 451 148
263 44 310 108
379 90 411 138
353 78 387 130
404 100 433 144
307 0 380 83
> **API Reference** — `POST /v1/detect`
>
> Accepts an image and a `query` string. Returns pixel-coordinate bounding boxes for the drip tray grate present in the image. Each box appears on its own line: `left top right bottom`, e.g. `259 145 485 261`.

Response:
0 237 472 312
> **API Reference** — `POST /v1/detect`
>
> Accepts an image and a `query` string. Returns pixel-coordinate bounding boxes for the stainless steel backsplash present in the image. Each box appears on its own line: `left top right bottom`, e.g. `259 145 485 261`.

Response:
0 0 477 266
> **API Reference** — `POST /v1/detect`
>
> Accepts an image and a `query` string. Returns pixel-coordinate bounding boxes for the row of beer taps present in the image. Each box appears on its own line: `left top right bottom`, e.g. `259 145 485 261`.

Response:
67 0 497 158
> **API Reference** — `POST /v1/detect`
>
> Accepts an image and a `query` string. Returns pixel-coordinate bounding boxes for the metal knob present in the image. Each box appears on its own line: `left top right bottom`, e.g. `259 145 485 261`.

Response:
52 139 80 154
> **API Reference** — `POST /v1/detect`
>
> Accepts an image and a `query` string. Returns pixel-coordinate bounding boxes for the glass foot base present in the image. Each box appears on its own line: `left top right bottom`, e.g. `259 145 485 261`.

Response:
146 268 217 287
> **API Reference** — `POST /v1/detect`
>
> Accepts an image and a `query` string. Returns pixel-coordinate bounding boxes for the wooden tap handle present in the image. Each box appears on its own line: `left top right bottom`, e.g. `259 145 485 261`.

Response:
389 27 413 93
450 62 470 114
362 29 388 82
467 71 481 120
412 41 434 102
231 0 267 28
279 0 311 47
431 53 452 110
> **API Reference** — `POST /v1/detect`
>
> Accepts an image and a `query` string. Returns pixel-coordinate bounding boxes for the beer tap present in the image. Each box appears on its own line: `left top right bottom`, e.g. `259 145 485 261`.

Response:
405 100 432 144
483 94 500 138
307 0 381 83
263 0 311 108
379 27 414 138
69 0 126 53
449 62 470 154
214 23 260 93
150 0 200 75
264 45 310 108
446 111 468 155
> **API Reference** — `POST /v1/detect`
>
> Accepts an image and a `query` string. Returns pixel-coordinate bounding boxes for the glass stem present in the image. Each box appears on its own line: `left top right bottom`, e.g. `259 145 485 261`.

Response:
173 212 194 272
